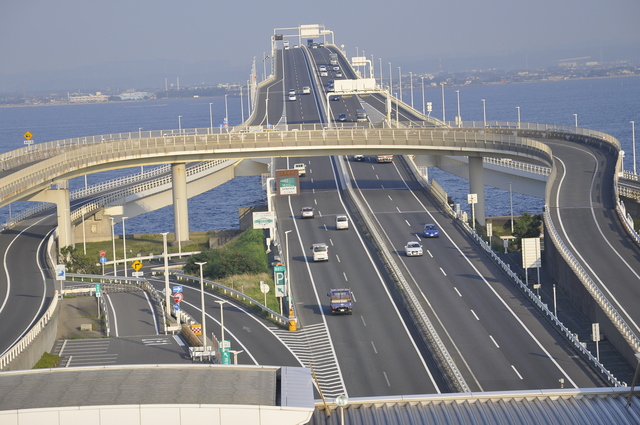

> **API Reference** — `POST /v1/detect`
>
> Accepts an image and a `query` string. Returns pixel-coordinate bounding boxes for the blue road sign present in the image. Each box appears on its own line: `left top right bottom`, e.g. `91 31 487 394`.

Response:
100 256 107 264
173 304 180 311
173 286 183 293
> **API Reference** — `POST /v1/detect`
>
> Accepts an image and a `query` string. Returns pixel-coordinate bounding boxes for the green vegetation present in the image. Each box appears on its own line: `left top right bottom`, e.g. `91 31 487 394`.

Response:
34 352 60 369
184 229 268 279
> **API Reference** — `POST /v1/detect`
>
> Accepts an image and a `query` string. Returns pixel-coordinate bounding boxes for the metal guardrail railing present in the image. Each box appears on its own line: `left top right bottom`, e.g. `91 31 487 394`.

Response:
403 154 625 387
483 157 551 176
0 127 554 207
171 270 289 326
336 155 470 393
0 291 59 370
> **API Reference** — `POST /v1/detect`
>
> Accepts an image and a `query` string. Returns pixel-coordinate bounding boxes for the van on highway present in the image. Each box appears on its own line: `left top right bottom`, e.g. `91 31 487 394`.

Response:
336 215 349 230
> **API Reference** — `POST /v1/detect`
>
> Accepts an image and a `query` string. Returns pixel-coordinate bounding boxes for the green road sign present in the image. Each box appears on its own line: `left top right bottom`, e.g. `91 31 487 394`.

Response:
95 283 102 298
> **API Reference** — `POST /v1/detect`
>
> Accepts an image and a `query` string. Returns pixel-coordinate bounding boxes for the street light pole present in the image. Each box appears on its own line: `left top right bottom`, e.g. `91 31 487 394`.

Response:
398 67 402 102
509 183 514 233
284 230 292 312
195 262 208 347
441 83 446 122
162 232 170 315
482 99 486 127
421 77 425 116
516 106 521 129
573 113 578 130
209 103 213 131
388 62 392 94
409 71 414 109
110 217 117 276
631 121 636 175
215 299 228 352
178 115 182 134
456 90 461 128
122 217 128 277
240 87 244 123
224 94 229 123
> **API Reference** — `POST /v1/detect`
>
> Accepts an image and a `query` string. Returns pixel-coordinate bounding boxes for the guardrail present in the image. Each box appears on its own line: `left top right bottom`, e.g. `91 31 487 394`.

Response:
171 270 289 326
0 291 59 370
402 154 625 387
336 155 470 393
0 127 553 207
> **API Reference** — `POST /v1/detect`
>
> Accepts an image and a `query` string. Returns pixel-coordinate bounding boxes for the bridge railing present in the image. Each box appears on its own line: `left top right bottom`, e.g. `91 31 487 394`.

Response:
336 154 470 393
0 127 555 206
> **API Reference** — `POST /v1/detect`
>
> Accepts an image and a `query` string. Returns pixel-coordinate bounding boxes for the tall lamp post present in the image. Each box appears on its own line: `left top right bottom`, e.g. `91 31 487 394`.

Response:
336 394 349 425
209 103 213 131
421 77 425 116
110 217 117 276
516 106 521 129
398 67 402 102
139 127 144 174
409 71 414 109
632 121 637 175
224 94 229 124
121 217 128 277
573 113 578 130
284 230 292 314
215 300 228 353
456 90 461 128
388 62 392 94
162 232 170 315
178 115 182 134
195 262 208 347
482 99 486 127
441 83 446 122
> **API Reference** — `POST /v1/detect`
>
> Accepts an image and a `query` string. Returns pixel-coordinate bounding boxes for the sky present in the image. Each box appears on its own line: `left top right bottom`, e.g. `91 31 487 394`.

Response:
1 0 639 92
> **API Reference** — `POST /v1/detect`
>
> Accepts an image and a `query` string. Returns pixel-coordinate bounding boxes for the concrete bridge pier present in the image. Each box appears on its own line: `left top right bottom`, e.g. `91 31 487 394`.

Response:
469 156 486 226
27 184 72 248
171 163 191 246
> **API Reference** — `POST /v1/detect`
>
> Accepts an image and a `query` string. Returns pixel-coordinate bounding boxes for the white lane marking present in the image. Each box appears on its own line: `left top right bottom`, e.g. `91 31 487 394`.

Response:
454 287 462 297
405 220 411 226
343 272 348 281
490 336 500 348
143 291 160 334
336 255 341 262
440 268 447 276
511 365 524 380
470 310 480 321
371 341 378 354
383 371 391 386
105 293 119 337
555 153 640 335
426 250 433 258
388 195 393 201
361 316 367 326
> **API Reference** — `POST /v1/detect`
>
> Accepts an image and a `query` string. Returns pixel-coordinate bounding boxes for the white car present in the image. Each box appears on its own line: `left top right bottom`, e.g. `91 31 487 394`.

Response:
311 243 329 261
301 206 314 218
288 93 296 101
335 215 349 230
302 86 311 94
405 241 423 257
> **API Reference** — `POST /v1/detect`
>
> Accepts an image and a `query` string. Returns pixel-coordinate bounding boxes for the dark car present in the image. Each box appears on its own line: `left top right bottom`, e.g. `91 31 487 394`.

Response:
338 113 347 122
423 224 439 238
330 94 341 101
354 155 365 161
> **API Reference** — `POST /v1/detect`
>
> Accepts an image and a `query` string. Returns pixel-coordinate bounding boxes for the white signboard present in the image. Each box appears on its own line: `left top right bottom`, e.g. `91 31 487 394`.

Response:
253 211 275 229
334 78 376 93
522 237 542 269
55 264 66 281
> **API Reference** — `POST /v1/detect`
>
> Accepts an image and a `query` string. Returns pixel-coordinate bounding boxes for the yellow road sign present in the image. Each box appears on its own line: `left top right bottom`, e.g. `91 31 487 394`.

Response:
131 260 143 271
23 131 33 140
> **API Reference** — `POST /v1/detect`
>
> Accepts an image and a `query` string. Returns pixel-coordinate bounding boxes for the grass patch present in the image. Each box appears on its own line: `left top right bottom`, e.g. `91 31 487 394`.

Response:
33 352 60 369
215 272 281 313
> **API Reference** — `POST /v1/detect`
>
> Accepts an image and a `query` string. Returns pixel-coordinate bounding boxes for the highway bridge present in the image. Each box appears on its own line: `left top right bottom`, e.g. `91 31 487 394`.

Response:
1 24 640 425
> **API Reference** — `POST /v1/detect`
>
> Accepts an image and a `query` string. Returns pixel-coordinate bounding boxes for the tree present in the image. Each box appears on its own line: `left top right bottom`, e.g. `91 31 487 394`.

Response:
512 213 542 242
59 246 101 274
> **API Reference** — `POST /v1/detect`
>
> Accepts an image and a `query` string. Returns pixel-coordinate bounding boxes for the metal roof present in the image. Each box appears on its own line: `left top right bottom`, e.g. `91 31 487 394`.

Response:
309 388 640 425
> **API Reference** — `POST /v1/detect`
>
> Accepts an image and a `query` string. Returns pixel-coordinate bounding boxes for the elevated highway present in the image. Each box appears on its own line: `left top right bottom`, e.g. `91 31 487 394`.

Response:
1 24 640 425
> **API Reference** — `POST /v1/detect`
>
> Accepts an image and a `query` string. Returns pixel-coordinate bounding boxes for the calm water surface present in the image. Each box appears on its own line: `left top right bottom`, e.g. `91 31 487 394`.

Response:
0 76 638 232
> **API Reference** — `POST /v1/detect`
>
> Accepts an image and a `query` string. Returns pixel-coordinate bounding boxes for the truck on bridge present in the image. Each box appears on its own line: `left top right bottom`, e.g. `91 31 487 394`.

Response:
328 288 353 315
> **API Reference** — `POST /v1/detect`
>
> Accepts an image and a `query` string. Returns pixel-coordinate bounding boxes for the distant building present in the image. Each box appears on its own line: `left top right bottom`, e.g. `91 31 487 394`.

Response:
118 91 152 101
67 92 109 103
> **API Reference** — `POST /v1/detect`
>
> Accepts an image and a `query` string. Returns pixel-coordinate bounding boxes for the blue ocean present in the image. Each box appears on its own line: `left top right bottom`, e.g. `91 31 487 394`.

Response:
0 76 638 233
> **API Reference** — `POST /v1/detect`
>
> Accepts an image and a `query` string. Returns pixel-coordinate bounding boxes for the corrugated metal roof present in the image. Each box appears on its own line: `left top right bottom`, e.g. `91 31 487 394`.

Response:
309 388 640 425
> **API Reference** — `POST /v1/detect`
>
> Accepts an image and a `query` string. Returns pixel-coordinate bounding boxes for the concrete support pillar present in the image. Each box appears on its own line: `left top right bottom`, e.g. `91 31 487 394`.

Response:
27 185 72 248
468 156 486 227
171 163 190 245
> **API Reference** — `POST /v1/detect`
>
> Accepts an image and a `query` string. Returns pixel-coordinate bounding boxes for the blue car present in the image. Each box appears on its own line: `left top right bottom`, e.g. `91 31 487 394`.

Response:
423 224 439 238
